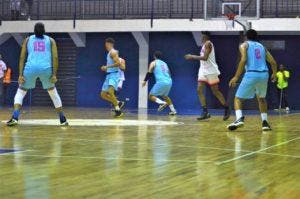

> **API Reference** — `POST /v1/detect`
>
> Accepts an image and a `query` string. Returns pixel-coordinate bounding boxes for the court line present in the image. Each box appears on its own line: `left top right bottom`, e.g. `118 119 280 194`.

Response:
216 136 300 165
0 149 33 156
10 154 214 164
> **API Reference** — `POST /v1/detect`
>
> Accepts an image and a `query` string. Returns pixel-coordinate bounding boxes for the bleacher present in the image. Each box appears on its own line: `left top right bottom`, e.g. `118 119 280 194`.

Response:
0 0 299 21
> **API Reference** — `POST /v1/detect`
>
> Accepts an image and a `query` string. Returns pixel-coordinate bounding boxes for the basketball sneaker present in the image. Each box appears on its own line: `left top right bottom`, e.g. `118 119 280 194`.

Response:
60 116 69 126
197 112 211 121
262 120 272 131
169 111 177 116
7 118 18 127
115 110 124 118
227 116 245 131
118 101 125 110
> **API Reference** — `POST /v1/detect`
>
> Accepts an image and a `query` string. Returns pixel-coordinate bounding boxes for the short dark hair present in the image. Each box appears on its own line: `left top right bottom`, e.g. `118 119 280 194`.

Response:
105 38 115 44
34 22 45 38
246 29 258 41
201 31 211 38
154 51 162 59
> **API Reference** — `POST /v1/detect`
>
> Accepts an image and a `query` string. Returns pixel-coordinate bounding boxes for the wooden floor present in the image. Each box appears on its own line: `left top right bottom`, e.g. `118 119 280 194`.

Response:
0 107 299 199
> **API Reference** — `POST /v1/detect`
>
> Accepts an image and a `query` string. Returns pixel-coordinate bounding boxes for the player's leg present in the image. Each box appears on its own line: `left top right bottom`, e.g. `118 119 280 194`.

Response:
162 96 177 115
256 78 271 131
149 82 167 111
283 88 290 113
210 84 230 121
227 77 255 131
116 80 125 109
47 87 68 125
107 86 123 117
197 81 210 120
7 69 36 126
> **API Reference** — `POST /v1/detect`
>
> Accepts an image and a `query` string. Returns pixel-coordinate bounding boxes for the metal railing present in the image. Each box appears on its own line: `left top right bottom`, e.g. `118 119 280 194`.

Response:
0 0 299 21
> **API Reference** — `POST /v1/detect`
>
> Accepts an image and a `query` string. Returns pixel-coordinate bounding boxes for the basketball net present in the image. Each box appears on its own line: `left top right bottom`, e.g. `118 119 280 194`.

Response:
224 13 236 30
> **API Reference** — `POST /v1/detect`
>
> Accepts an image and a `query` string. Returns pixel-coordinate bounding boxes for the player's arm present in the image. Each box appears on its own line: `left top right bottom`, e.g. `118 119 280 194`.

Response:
18 37 29 84
184 42 212 61
229 42 247 87
142 61 155 87
119 58 126 71
265 49 277 82
50 38 59 83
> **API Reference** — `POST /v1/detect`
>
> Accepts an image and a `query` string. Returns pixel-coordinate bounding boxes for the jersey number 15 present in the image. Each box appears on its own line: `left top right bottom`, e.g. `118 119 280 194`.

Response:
34 41 46 52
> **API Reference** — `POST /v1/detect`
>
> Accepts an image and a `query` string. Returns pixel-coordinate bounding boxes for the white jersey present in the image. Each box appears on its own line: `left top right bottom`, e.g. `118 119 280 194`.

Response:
199 41 220 76
0 60 7 79
118 58 125 81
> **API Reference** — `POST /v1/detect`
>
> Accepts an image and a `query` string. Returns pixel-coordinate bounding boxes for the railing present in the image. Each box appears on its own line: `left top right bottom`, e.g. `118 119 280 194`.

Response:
0 0 299 21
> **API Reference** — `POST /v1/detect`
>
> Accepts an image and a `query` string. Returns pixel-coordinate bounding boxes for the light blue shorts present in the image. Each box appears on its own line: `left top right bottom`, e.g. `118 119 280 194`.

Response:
236 73 269 99
102 72 120 92
150 81 172 97
21 68 54 90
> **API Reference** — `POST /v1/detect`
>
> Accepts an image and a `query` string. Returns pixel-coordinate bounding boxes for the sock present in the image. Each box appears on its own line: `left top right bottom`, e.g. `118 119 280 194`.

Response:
235 110 243 120
58 112 65 121
202 106 208 113
261 113 268 121
169 104 176 112
12 110 20 120
115 105 120 111
155 98 166 105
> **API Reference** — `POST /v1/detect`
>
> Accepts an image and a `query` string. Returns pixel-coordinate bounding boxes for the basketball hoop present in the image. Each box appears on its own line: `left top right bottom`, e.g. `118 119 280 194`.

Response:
224 13 236 30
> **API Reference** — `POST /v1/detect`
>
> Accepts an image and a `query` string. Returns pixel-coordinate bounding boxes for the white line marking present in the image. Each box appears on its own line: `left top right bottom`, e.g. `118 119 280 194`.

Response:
216 137 300 165
10 154 214 164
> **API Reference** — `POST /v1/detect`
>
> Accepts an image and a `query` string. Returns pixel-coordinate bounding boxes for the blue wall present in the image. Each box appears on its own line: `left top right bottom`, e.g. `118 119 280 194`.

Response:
1 33 299 110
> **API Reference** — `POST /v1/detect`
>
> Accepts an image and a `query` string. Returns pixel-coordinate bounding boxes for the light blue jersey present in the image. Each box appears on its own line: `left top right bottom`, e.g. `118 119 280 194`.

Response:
153 59 172 83
106 49 119 73
245 41 268 73
25 35 52 71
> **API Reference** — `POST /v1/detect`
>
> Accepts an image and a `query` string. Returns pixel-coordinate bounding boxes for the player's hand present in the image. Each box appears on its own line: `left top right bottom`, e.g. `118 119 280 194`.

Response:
229 76 238 88
184 54 193 60
271 73 277 83
18 76 25 84
142 81 147 87
50 75 58 84
101 66 107 72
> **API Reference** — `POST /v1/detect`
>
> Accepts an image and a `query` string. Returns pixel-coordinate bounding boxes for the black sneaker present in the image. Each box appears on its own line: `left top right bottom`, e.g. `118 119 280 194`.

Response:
197 112 211 120
227 116 245 131
262 120 272 131
7 118 18 127
118 101 125 110
115 110 124 118
223 106 231 121
60 116 69 126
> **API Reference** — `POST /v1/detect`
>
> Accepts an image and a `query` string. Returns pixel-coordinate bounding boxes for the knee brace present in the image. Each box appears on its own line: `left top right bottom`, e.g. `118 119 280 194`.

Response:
14 88 27 105
48 87 62 108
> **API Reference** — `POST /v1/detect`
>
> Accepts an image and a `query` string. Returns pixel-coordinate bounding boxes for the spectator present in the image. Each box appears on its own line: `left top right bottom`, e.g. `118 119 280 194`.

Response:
25 0 33 20
0 54 7 105
10 0 21 20
3 67 12 106
276 64 290 113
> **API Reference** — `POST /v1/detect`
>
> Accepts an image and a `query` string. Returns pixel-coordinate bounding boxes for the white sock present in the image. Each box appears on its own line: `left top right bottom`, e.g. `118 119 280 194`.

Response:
169 104 176 112
14 88 27 105
261 113 268 121
115 105 120 111
155 98 166 105
235 110 243 120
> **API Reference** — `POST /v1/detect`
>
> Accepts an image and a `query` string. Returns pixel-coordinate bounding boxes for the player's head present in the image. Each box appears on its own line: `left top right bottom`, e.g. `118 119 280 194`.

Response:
34 22 45 38
105 38 115 51
279 64 285 71
201 31 211 42
246 29 258 41
153 51 162 60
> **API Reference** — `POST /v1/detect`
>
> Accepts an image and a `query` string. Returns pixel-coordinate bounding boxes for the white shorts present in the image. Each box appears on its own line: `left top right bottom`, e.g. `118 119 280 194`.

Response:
198 73 220 86
118 80 124 90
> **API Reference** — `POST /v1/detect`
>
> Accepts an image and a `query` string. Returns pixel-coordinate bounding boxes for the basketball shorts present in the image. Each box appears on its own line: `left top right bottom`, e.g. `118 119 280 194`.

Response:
150 81 172 97
236 74 269 99
198 73 220 86
118 80 124 90
102 72 120 92
21 67 54 90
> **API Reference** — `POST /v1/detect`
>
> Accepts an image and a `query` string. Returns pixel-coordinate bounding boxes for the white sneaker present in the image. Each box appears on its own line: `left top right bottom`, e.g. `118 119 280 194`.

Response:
169 111 177 116
286 107 290 113
158 103 168 112
227 117 245 131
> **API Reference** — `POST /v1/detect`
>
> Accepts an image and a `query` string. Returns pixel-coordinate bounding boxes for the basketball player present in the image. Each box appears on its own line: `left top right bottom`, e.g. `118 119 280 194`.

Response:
185 31 230 121
100 38 125 117
227 29 277 131
7 22 68 126
142 51 177 115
